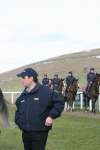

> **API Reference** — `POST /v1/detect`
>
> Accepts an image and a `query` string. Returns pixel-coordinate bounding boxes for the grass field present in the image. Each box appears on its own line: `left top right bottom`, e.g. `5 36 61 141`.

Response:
0 106 100 150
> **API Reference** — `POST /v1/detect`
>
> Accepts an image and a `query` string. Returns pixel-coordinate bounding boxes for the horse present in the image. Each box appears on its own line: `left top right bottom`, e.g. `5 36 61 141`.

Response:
64 79 79 112
0 88 9 127
57 78 64 95
85 73 100 113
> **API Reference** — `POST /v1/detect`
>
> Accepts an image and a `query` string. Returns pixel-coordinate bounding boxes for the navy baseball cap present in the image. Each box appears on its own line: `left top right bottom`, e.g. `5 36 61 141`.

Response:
16 68 38 78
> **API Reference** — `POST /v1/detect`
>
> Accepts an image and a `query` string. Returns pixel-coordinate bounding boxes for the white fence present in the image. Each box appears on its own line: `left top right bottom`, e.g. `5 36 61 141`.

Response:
3 91 100 112
3 91 21 104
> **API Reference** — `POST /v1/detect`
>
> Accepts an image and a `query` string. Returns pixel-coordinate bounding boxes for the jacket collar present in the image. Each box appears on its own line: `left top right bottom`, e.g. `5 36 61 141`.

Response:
23 83 41 95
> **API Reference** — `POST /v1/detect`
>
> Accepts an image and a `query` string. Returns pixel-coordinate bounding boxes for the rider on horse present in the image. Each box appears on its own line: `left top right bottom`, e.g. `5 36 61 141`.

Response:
85 68 100 112
42 74 50 87
51 74 61 92
65 71 77 87
64 71 78 111
86 68 97 93
64 71 77 96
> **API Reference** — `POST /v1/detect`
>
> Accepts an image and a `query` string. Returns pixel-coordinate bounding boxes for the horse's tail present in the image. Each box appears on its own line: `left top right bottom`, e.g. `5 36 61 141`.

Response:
0 98 10 128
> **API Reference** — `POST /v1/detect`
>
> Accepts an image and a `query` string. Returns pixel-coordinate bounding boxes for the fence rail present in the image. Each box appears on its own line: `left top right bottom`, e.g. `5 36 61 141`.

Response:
3 91 21 105
3 91 100 112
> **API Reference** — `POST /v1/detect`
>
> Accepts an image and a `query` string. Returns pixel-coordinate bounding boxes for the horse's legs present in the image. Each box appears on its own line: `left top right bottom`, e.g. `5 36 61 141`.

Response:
86 97 90 111
92 100 94 113
66 100 70 111
64 96 68 111
83 96 87 111
64 101 68 111
65 100 70 112
92 100 96 113
84 99 87 111
87 99 90 108
69 100 73 112
70 103 73 112
83 93 87 111
67 102 70 111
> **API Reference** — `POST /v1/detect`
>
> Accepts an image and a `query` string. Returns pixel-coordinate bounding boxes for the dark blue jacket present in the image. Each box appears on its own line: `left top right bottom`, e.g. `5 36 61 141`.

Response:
42 78 49 86
66 75 76 86
15 83 64 132
87 72 96 83
51 78 61 90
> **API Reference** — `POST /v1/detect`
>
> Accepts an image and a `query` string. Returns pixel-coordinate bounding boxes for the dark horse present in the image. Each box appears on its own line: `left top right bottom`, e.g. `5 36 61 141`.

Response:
64 79 79 112
57 78 64 95
84 73 100 113
0 88 9 127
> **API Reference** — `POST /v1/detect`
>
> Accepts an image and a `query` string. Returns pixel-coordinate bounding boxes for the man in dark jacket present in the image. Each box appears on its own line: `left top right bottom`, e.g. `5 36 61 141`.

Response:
51 74 61 91
15 68 64 150
87 68 96 83
86 67 97 93
66 71 76 87
42 74 49 87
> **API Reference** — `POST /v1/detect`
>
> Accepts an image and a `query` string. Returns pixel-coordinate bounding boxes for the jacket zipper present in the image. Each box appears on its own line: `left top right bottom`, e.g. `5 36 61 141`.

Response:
26 97 31 123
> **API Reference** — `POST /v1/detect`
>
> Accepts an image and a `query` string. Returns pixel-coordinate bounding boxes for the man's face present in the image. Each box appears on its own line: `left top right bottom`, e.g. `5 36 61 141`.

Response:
44 75 47 78
68 73 72 76
54 75 58 79
21 76 34 87
90 70 94 73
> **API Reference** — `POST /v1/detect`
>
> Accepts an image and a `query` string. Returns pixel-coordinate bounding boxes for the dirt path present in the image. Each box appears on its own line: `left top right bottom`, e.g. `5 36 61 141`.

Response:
63 111 100 120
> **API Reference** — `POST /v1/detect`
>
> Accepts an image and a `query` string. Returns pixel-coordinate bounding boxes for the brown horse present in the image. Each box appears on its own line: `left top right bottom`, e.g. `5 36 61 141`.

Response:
57 78 64 95
0 88 9 127
85 73 100 113
64 79 79 112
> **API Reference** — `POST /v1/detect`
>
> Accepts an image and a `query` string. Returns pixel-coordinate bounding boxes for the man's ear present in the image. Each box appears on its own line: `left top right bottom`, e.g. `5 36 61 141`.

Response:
29 76 34 81
28 77 33 80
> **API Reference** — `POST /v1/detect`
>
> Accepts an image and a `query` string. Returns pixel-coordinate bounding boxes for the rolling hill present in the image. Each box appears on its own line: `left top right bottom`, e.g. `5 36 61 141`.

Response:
0 49 100 91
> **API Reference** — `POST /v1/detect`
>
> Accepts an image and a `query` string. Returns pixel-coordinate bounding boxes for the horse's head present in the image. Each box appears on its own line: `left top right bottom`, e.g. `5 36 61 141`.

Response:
67 79 78 93
58 78 64 92
73 79 79 88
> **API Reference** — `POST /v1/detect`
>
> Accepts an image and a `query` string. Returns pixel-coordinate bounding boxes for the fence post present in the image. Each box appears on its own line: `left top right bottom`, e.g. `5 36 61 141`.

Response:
64 102 67 111
80 92 83 109
73 102 75 109
11 92 14 104
89 100 92 111
99 95 100 112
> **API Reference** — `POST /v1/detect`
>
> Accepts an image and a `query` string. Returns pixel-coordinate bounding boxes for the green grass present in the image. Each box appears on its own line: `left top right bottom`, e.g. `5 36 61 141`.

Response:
0 107 100 150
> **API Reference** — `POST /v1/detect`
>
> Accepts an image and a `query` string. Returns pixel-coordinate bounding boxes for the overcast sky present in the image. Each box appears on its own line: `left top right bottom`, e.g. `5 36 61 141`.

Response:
0 0 100 73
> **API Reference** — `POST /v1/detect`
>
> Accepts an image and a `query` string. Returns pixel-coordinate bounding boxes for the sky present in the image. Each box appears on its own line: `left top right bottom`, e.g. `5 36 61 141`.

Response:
0 0 100 73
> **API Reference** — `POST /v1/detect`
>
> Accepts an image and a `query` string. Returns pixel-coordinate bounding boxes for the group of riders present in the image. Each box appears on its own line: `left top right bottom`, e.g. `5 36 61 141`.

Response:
42 71 77 91
42 67 100 113
42 67 98 93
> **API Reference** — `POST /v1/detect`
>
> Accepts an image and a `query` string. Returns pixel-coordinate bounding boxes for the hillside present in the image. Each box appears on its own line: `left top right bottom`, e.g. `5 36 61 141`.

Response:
0 49 100 91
